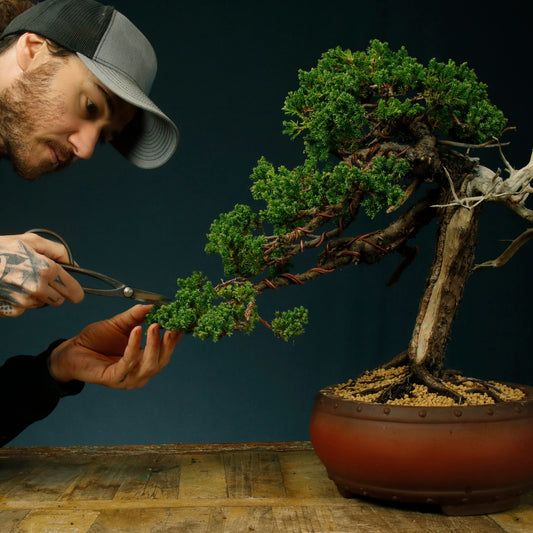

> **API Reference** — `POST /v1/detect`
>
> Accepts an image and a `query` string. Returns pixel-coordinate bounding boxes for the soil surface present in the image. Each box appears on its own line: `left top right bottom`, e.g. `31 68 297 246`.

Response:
333 366 526 406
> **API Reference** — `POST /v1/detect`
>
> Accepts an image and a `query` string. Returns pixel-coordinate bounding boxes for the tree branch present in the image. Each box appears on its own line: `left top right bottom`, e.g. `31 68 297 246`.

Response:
473 228 533 271
431 149 533 222
254 188 440 293
437 138 510 151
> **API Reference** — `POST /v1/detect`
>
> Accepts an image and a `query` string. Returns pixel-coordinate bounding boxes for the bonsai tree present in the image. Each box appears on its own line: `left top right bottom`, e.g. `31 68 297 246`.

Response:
148 40 532 405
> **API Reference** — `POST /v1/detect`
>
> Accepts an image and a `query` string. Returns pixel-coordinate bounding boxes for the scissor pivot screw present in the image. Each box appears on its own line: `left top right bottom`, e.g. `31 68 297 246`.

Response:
123 287 134 298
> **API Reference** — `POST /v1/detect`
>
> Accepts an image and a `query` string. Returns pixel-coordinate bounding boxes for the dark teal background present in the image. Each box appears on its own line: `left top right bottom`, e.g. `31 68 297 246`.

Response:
2 0 532 446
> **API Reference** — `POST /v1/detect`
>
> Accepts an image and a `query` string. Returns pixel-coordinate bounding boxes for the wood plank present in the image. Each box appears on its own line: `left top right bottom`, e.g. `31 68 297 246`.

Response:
178 453 227 499
489 493 533 533
272 505 339 532
0 509 31 530
224 451 286 499
0 458 34 482
87 506 305 533
208 506 275 532
279 450 338 499
60 457 132 501
0 441 314 459
2 459 85 503
329 500 507 533
87 508 213 533
0 496 382 511
0 458 39 498
0 443 531 533
113 453 180 501
87 507 335 533
16 510 100 533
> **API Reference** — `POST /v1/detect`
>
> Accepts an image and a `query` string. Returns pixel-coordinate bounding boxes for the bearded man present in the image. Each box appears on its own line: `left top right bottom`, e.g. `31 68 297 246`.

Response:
0 0 182 445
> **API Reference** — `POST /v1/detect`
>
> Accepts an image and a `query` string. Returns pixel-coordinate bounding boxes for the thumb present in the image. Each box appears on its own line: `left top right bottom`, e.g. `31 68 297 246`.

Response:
109 304 154 332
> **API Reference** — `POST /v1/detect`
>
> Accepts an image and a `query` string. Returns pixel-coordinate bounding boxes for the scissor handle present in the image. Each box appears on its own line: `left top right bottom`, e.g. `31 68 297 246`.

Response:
60 264 135 299
25 228 75 265
25 228 168 303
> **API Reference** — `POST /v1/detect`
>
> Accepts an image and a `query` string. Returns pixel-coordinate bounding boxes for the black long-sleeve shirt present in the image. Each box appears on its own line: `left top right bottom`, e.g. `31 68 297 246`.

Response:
0 340 84 446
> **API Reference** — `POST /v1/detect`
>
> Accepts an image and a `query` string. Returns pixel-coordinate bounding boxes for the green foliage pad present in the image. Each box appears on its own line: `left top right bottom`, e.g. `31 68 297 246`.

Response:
147 40 506 341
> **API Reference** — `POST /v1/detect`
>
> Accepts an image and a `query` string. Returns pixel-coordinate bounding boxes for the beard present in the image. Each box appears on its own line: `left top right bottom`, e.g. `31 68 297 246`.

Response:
0 60 75 180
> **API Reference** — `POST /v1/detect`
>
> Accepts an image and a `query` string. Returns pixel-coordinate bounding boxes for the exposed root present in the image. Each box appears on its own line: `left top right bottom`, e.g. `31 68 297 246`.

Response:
335 366 410 403
412 363 464 404
332 363 525 406
382 350 409 368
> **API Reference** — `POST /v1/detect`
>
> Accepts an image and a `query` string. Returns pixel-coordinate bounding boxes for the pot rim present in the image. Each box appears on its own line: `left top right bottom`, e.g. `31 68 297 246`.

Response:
315 382 533 424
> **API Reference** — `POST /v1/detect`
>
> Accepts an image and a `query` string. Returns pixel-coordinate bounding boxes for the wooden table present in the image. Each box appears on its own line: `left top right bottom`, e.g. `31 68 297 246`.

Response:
0 442 531 532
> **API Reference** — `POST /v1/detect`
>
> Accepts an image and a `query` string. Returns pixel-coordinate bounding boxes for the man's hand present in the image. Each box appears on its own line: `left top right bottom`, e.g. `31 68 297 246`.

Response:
48 305 182 389
0 233 85 316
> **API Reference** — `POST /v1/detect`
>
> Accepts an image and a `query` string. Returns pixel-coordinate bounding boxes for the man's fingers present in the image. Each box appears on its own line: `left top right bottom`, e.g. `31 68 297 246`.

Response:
17 262 83 306
0 234 85 308
122 325 143 368
127 304 154 323
22 233 85 303
109 304 154 334
48 314 180 390
137 323 163 378
117 323 180 389
52 264 85 303
113 325 143 388
160 330 182 368
42 287 66 307
34 259 84 304
0 301 25 317
22 233 74 264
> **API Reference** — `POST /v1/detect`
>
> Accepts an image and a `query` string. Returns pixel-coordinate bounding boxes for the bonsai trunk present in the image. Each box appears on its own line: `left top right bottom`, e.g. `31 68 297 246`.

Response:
347 173 520 403
408 199 481 377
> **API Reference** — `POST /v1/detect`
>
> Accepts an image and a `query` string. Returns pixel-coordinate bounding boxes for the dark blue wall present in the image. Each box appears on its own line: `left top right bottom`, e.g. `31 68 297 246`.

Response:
3 0 532 446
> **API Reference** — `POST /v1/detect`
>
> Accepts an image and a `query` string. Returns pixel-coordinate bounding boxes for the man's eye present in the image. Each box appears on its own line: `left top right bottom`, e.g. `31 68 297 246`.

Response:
86 99 98 115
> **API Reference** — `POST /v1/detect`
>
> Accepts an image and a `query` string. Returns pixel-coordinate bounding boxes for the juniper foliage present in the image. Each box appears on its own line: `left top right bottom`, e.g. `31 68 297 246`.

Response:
146 40 506 341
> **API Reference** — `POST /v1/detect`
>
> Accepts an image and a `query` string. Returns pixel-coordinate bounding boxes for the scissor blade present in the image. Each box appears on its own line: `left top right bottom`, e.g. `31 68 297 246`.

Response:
61 264 171 303
129 288 172 304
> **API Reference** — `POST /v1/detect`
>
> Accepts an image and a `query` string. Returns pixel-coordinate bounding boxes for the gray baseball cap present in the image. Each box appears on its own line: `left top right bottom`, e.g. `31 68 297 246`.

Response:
1 0 179 169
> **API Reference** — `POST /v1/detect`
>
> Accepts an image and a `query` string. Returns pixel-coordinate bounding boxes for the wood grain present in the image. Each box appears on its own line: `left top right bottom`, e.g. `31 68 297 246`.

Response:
0 442 530 532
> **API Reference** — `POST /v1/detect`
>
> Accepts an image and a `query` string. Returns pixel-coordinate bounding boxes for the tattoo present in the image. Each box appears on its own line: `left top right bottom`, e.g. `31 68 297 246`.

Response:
0 240 49 304
54 275 66 288
0 300 15 316
120 372 129 383
0 284 27 304
17 241 48 287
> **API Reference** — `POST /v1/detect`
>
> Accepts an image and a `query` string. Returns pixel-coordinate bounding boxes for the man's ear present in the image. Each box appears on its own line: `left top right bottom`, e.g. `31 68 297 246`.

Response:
15 32 48 71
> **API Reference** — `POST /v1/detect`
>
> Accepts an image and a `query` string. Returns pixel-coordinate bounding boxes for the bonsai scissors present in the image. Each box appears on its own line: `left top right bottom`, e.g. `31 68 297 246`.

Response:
26 229 171 304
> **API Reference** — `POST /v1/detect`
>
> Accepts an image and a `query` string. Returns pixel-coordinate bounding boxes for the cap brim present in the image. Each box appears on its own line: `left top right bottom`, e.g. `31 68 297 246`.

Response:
78 53 179 169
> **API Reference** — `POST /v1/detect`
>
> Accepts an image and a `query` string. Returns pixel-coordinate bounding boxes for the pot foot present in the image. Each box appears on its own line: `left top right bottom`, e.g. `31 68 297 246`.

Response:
334 483 356 499
441 496 520 516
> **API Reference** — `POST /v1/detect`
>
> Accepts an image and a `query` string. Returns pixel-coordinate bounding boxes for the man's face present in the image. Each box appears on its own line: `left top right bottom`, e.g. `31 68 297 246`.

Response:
0 51 136 180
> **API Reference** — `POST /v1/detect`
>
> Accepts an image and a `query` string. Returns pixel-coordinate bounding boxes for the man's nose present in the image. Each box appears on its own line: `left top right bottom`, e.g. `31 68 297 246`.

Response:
68 123 100 160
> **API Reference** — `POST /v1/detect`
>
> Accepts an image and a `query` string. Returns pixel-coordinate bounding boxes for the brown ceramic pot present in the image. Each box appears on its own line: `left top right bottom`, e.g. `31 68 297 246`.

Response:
309 383 533 515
